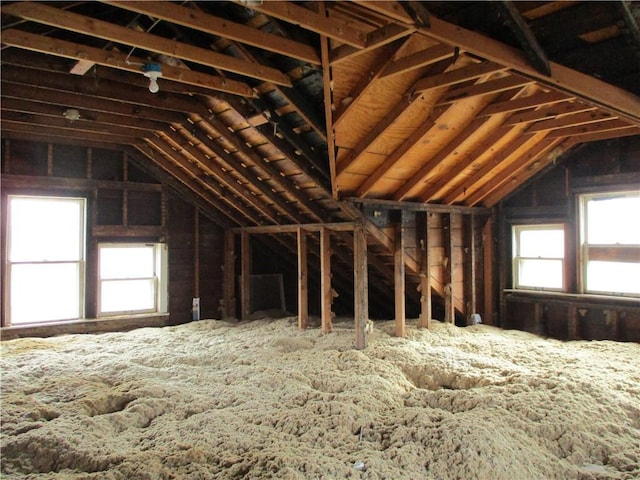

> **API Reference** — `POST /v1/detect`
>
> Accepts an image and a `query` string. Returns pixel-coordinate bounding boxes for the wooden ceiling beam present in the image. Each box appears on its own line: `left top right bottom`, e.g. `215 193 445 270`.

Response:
418 123 519 202
172 123 307 224
1 110 154 139
357 1 414 24
126 146 235 228
526 110 619 132
1 130 124 151
442 133 542 205
482 140 574 207
503 102 596 125
160 128 283 224
330 23 414 65
435 75 534 106
0 29 255 97
334 38 410 129
241 1 366 49
356 108 447 197
493 0 551 76
380 43 456 79
102 0 321 65
1 121 137 146
192 113 328 222
2 1 291 87
0 97 167 133
145 135 265 225
562 126 640 145
413 61 508 92
460 134 561 206
480 90 573 116
419 13 640 122
131 143 238 227
0 82 187 125
1 65 209 116
393 86 530 201
336 93 419 178
546 119 640 139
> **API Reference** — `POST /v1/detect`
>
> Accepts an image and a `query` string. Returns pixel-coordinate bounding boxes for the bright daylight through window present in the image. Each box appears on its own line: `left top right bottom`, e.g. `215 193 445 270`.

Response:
98 243 168 316
7 195 86 325
581 191 640 296
513 224 564 291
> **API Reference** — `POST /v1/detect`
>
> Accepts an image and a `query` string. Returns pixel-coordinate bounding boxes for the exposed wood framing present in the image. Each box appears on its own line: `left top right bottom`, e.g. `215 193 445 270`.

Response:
417 212 431 329
353 224 368 349
394 216 406 337
297 227 308 330
320 227 333 334
240 231 251 321
443 213 455 324
224 230 236 319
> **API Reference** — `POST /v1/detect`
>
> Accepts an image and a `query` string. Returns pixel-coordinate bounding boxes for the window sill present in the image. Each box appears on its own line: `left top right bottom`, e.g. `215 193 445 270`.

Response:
504 289 640 309
1 313 171 340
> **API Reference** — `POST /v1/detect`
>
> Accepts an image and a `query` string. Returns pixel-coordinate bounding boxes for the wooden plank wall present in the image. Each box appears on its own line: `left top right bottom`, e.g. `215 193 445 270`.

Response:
0 139 224 333
500 136 640 341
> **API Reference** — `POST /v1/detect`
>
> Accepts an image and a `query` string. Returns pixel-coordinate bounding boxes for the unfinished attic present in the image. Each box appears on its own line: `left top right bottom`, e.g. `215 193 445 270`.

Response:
1 2 640 479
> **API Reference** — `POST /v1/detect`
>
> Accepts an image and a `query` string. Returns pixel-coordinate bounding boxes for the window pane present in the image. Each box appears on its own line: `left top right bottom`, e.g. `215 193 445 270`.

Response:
586 261 640 295
9 197 84 262
519 229 564 258
518 259 563 289
11 263 81 324
587 195 640 245
101 279 155 313
100 246 154 279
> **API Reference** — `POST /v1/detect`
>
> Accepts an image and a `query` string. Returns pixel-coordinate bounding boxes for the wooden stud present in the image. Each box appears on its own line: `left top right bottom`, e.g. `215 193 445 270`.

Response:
353 224 368 349
240 231 251 321
320 227 333 334
47 143 53 176
297 227 308 330
194 207 200 300
417 212 432 329
443 213 455 324
223 230 236 319
568 305 579 340
482 217 494 326
394 214 406 337
464 214 477 323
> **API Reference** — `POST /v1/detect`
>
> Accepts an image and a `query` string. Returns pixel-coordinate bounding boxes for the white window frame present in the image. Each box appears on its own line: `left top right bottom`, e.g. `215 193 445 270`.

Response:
6 195 86 326
512 224 565 292
97 243 168 317
579 190 640 297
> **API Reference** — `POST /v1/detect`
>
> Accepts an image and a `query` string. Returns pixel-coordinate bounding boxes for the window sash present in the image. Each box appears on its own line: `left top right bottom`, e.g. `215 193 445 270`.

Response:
512 224 565 291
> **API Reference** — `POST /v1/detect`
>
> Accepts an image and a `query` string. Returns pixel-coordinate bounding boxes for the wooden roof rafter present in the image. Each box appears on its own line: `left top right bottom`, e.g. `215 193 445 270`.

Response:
145 134 267 225
173 120 309 224
0 29 256 97
1 1 292 87
101 0 322 66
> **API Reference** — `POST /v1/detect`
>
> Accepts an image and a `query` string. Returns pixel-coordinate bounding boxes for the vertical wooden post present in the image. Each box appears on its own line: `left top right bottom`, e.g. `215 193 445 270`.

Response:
223 230 236 319
354 224 368 349
443 213 455 324
240 231 251 321
464 214 477 324
319 3 338 199
320 227 333 333
297 227 308 330
194 208 200 299
394 213 406 337
86 148 92 179
417 212 432 329
483 217 494 326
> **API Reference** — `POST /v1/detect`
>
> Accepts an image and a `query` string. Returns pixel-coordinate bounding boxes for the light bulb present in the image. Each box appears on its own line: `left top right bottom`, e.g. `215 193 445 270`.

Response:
148 76 159 93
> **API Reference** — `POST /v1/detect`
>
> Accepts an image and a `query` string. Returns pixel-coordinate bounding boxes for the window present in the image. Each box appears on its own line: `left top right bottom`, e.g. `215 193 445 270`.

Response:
7 195 86 325
512 224 564 291
98 243 168 316
580 191 640 296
